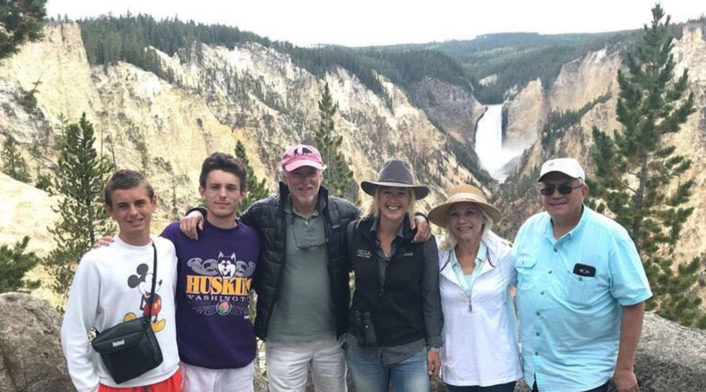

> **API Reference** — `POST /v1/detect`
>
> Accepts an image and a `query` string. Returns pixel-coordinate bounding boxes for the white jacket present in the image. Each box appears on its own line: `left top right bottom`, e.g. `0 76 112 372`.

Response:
61 236 179 392
439 231 522 386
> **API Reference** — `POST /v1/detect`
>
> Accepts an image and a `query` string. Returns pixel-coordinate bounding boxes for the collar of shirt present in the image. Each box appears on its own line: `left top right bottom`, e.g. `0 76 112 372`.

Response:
543 204 588 246
450 241 488 297
284 195 320 219
369 217 405 242
450 241 488 271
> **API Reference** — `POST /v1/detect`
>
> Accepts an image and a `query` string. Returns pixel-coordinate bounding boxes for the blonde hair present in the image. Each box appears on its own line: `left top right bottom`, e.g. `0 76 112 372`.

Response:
439 205 494 250
360 187 417 226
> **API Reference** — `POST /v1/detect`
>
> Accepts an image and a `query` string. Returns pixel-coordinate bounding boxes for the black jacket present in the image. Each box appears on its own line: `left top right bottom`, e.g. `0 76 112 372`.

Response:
240 183 360 340
348 217 442 347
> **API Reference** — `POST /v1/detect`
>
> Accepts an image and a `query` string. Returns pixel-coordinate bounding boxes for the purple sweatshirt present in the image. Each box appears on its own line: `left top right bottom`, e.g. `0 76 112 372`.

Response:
161 219 260 369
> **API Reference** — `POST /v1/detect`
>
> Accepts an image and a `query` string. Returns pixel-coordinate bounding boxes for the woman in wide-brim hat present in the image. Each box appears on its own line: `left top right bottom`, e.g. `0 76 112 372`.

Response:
428 184 522 392
346 159 442 392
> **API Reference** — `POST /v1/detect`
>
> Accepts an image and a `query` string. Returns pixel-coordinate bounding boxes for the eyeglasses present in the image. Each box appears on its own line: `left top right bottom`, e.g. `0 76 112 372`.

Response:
539 183 582 196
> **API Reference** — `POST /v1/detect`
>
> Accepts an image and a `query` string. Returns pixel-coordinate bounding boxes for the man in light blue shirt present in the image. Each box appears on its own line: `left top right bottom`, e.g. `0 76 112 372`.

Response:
513 158 652 392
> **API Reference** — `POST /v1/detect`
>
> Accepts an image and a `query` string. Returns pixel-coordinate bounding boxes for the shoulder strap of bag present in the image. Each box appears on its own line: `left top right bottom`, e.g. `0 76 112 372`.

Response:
145 242 158 317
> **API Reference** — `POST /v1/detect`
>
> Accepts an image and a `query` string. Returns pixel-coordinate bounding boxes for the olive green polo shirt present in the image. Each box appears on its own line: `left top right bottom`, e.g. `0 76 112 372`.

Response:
266 197 335 342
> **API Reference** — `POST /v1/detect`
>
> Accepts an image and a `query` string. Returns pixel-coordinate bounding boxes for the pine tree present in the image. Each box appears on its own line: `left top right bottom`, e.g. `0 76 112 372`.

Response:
588 5 705 328
0 0 47 60
45 113 115 299
314 82 356 200
1 134 31 182
34 170 51 191
0 236 41 293
234 140 270 211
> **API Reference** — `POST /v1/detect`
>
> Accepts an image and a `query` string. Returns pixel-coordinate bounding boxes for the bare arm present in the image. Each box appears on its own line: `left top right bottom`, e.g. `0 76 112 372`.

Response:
613 301 645 392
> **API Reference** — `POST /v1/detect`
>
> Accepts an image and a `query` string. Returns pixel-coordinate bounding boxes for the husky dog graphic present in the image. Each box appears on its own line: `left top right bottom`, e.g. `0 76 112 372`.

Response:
217 252 237 278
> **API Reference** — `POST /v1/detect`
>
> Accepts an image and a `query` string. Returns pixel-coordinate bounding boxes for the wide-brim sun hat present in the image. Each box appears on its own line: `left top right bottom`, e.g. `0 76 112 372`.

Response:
361 159 430 200
428 184 502 227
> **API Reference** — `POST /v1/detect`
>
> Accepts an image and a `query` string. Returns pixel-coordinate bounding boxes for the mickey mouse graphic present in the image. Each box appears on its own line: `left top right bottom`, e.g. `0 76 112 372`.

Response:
123 263 166 332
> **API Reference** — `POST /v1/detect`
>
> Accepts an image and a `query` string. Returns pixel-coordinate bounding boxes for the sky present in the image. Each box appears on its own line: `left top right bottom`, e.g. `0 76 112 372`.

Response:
45 0 706 47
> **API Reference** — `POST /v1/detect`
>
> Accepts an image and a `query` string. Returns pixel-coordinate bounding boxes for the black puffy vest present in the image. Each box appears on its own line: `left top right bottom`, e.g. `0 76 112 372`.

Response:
241 183 360 340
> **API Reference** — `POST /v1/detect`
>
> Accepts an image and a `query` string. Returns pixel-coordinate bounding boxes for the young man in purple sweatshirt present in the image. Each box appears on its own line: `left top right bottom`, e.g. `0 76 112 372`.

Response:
161 152 260 392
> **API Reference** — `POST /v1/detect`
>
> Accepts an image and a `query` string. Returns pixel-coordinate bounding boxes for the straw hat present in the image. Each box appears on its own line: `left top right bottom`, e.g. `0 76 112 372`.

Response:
428 185 501 227
361 160 430 199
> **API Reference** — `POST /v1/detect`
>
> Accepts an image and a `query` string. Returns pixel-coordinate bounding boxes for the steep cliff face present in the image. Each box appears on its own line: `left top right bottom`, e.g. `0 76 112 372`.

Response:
0 23 478 253
0 173 57 253
664 27 706 263
549 49 622 111
503 79 546 152
503 49 622 157
407 76 485 146
0 24 101 123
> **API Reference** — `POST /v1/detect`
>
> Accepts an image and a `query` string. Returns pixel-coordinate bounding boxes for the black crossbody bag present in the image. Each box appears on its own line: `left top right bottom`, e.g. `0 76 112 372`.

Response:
91 242 164 384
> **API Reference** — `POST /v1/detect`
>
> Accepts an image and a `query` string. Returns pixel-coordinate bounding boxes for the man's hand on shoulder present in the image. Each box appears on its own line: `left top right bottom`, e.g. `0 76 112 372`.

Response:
411 213 431 243
92 234 115 249
179 210 204 240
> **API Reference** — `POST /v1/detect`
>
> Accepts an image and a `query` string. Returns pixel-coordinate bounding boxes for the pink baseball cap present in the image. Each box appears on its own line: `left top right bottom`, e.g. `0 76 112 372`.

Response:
281 144 326 172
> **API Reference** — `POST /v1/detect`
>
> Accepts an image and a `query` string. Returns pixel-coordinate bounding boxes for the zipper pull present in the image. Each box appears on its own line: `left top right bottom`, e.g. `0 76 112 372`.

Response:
468 300 472 313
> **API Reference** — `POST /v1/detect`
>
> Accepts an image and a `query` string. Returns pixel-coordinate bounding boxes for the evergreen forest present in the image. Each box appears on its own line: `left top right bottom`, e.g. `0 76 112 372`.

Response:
72 14 682 104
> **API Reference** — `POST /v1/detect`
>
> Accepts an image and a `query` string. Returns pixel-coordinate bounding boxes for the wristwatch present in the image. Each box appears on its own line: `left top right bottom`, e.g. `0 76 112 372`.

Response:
427 346 440 352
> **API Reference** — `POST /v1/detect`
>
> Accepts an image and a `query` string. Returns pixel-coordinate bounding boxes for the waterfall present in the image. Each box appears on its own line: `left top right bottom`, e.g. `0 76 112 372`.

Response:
474 104 520 182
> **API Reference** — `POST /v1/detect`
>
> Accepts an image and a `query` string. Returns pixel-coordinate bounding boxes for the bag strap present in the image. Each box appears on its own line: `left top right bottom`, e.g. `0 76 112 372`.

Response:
144 242 158 317
94 241 159 335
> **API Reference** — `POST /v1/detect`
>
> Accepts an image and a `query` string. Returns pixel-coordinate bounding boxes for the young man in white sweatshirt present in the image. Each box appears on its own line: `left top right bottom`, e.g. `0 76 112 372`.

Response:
61 170 181 392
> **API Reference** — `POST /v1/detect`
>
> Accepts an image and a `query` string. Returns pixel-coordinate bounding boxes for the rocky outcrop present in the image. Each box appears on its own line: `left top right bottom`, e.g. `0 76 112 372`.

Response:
633 312 706 391
0 173 57 254
517 313 706 392
409 76 485 146
548 49 621 112
0 293 73 392
664 26 706 265
2 292 705 391
0 174 61 308
503 79 546 152
503 48 621 159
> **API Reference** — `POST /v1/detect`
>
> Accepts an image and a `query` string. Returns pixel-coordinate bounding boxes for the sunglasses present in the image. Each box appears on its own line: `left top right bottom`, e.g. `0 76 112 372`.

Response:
539 183 582 196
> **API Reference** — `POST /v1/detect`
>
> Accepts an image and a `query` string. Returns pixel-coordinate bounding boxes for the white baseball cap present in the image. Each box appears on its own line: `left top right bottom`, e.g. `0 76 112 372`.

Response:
538 158 585 182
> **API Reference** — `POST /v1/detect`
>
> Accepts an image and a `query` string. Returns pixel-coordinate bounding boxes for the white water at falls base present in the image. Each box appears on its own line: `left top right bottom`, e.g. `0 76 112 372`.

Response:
474 104 521 182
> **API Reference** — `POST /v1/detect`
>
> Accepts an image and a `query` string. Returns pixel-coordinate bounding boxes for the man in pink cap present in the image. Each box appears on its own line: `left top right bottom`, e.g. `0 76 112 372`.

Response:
182 144 431 392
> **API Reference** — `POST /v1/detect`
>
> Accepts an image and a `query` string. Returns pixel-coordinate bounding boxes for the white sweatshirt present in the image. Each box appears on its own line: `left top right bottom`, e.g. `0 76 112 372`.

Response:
61 236 179 392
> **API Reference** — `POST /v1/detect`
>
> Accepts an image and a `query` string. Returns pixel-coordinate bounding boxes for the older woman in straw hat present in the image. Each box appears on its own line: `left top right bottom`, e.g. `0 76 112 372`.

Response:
428 185 522 392
345 160 442 392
